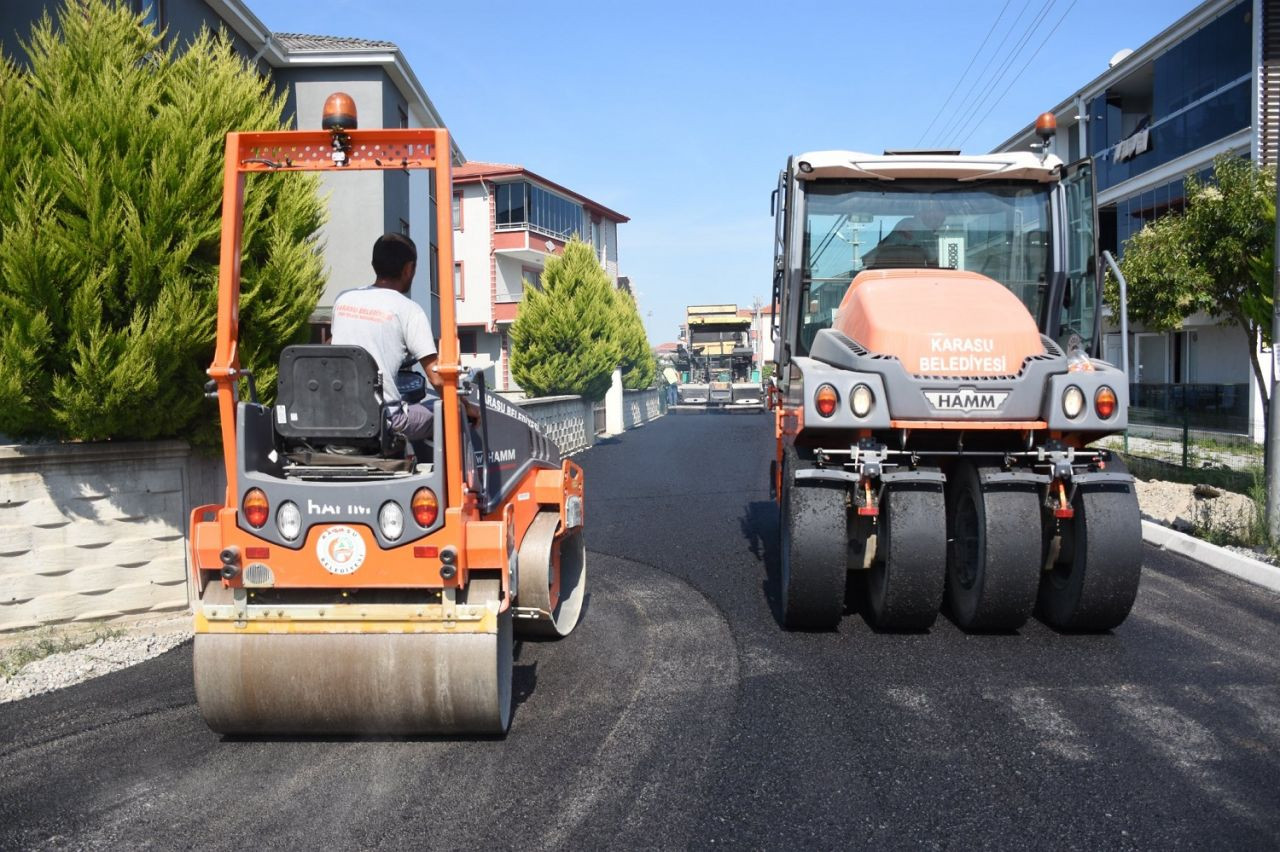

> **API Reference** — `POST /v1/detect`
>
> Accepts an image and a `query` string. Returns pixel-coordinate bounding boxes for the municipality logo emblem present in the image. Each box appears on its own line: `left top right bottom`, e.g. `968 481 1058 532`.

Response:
316 525 367 575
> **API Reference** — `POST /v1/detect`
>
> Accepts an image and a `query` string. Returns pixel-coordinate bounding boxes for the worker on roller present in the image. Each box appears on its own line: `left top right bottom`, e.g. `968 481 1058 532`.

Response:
330 233 444 441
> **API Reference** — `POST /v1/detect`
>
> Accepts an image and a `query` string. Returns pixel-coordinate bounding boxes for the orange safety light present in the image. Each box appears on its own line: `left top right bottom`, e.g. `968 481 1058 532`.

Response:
412 488 439 527
1094 386 1117 419
243 489 269 528
814 384 839 418
322 92 358 131
1035 112 1057 141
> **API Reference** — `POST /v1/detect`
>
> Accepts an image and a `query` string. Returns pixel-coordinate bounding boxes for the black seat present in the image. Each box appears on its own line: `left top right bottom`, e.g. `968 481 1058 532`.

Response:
276 345 403 459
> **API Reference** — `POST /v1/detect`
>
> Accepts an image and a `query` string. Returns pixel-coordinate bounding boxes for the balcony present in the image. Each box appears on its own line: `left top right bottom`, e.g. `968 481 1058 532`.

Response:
493 223 568 264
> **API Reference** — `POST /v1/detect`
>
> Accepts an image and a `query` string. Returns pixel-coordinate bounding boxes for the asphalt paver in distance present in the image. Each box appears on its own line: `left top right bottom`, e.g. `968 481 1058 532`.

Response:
2 413 1279 849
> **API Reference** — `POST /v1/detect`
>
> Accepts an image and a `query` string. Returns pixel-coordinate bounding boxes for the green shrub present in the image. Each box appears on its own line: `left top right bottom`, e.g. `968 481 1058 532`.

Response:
0 0 325 443
615 289 655 390
509 239 622 400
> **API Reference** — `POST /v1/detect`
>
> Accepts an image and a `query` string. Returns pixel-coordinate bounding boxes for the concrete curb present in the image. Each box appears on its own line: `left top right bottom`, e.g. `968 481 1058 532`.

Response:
1142 520 1280 593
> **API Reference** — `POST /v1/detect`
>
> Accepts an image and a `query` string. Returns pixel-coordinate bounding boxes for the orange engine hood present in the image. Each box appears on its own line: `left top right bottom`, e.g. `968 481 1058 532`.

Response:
834 269 1044 376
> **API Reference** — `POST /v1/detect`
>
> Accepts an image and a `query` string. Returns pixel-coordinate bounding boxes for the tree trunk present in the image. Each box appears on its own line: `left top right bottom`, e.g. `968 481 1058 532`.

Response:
1239 315 1269 425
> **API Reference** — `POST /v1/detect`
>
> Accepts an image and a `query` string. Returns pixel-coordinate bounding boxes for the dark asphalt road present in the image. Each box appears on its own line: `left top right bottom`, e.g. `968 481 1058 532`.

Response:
3 413 1279 849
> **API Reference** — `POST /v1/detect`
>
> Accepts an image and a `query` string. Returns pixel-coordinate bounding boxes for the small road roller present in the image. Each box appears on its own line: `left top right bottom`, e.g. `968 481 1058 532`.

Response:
187 97 586 735
767 114 1142 634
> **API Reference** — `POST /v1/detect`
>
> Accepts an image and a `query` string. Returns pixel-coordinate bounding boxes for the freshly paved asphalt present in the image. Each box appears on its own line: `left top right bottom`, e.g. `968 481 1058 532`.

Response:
2 413 1279 849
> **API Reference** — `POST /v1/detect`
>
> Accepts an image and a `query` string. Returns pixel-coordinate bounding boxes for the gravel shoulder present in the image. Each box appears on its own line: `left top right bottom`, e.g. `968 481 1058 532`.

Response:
0 612 191 704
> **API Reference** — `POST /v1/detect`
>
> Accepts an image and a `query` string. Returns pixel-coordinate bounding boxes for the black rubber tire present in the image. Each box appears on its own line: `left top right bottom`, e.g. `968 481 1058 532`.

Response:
866 481 946 631
1037 477 1143 632
945 463 1041 631
779 451 848 630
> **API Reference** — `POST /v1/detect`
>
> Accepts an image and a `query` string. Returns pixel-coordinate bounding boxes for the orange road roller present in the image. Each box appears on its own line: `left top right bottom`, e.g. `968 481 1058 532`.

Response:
187 98 586 735
767 119 1142 634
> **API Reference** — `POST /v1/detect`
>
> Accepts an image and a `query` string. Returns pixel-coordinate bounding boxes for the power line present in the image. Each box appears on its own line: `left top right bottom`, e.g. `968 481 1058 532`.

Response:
942 0 1058 149
940 0 1056 147
915 0 1015 148
928 0 1035 148
957 0 1081 150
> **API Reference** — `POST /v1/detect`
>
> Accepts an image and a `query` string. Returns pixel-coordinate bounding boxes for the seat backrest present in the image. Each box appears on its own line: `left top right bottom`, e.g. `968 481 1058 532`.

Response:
275 345 382 443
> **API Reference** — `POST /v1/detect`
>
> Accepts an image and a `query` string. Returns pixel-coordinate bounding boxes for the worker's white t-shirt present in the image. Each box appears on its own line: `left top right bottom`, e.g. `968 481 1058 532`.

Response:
330 286 436 403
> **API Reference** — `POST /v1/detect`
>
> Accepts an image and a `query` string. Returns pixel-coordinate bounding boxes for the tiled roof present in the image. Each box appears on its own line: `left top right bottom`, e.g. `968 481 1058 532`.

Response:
452 162 523 177
273 33 398 51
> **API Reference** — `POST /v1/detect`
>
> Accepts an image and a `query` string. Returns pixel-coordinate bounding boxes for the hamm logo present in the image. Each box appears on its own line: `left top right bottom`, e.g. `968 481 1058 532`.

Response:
924 387 1010 413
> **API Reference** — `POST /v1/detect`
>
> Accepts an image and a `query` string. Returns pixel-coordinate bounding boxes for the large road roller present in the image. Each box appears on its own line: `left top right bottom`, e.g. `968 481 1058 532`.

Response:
187 99 586 735
768 114 1142 633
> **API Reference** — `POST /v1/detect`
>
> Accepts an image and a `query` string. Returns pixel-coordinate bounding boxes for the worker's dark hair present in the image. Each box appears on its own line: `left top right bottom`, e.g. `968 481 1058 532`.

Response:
372 233 417 278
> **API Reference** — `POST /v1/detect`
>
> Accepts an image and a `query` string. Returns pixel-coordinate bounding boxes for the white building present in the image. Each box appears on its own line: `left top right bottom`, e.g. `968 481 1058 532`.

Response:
451 162 629 392
993 0 1277 440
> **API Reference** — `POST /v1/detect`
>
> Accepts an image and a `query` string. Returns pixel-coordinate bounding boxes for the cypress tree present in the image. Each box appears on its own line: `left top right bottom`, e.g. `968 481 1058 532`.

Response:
0 0 325 442
509 239 621 400
615 289 655 390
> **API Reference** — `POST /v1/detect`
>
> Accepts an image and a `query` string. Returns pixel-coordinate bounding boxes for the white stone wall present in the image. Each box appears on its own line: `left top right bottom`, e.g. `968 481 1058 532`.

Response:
623 389 662 430
0 442 223 631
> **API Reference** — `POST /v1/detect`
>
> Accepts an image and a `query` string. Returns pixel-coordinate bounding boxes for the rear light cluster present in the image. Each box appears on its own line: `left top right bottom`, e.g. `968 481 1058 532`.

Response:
412 488 439 527
241 486 441 541
814 383 876 418
1094 386 1117 419
815 384 839 417
243 489 269 527
1061 385 1117 420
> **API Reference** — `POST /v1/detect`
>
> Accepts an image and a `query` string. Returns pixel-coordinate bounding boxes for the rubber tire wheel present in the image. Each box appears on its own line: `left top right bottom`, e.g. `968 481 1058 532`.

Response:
779 452 848 630
1037 476 1143 632
866 482 946 631
945 463 1041 631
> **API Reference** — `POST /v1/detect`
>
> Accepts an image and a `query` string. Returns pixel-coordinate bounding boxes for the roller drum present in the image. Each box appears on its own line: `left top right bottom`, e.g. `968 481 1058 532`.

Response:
194 583 512 736
515 511 586 638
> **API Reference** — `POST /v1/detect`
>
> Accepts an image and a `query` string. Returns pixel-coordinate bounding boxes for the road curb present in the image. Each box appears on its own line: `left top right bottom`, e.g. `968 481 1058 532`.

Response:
1141 519 1280 593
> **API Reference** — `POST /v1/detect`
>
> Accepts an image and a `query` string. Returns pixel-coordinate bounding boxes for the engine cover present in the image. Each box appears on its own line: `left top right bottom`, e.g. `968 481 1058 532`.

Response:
835 269 1045 378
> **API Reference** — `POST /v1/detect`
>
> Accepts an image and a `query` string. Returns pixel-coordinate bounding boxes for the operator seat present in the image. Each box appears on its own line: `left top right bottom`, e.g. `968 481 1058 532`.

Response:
274 344 408 464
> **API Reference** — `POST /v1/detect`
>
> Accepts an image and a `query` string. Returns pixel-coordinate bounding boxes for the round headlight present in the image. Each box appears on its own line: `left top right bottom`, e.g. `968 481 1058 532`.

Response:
379 501 405 541
851 383 875 418
1063 385 1085 419
276 501 301 541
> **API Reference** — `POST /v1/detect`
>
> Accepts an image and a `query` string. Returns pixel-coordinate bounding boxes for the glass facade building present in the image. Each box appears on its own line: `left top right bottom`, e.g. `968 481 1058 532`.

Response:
1087 1 1252 199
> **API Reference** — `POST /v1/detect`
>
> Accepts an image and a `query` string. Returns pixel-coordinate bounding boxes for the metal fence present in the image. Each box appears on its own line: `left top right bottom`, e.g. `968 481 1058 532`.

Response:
1096 382 1261 494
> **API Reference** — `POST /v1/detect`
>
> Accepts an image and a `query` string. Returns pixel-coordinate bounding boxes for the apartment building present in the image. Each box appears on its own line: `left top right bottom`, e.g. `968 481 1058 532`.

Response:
993 0 1277 438
1 0 460 338
451 162 629 392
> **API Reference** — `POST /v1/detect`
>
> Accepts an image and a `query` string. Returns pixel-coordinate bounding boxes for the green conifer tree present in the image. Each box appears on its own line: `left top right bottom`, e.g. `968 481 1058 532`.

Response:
615 289 655 390
0 0 325 442
509 239 621 400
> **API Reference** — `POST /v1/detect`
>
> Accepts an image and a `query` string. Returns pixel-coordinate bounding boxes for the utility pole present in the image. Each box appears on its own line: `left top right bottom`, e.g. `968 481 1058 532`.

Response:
1268 161 1280 541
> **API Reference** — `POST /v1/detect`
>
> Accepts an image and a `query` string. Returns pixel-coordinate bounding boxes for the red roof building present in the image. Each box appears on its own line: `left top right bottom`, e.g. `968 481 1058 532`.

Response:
451 162 629 392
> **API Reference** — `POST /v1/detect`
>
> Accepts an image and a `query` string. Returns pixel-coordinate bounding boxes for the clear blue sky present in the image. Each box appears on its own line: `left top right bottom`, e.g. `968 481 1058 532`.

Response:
249 0 1202 343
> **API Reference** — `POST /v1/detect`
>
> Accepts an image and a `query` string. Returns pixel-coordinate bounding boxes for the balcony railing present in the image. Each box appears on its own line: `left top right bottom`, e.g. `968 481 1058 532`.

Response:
495 221 581 242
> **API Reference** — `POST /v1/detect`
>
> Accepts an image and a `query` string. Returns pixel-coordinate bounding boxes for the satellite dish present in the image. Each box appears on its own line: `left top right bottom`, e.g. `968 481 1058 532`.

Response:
544 239 555 251
1108 48 1133 69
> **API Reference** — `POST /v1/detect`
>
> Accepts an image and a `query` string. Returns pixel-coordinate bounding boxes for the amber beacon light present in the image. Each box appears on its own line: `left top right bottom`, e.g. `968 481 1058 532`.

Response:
1035 111 1057 142
322 92 358 131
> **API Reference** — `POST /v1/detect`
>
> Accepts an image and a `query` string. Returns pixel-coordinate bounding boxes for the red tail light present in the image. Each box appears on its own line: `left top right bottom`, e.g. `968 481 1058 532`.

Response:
412 488 439 527
815 384 839 417
1095 386 1117 419
243 489 269 528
